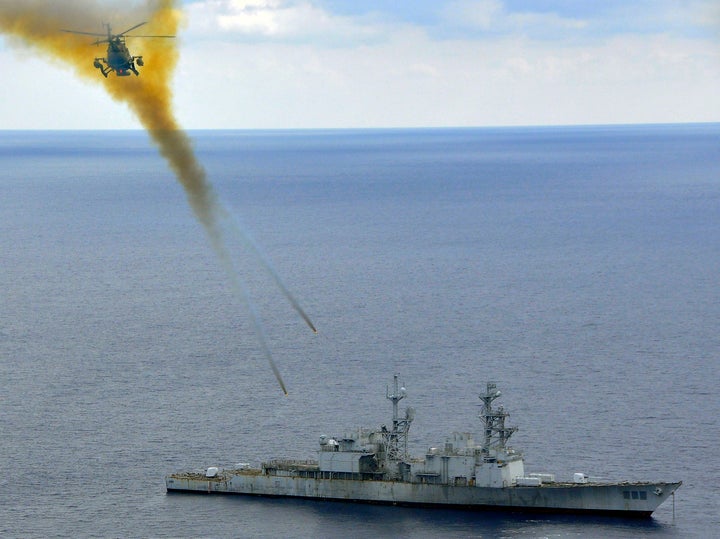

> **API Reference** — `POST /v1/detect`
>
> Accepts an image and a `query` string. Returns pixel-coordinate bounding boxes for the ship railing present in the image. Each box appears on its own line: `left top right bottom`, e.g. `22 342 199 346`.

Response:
264 459 319 471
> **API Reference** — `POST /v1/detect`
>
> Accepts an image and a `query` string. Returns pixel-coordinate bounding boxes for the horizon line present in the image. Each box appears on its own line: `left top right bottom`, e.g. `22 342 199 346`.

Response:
2 121 719 133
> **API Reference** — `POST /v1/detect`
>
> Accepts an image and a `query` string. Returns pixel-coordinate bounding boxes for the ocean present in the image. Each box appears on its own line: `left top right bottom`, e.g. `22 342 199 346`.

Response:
0 125 718 538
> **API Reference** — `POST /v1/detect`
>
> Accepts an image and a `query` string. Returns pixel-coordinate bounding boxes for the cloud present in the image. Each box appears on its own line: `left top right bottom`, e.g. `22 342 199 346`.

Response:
386 0 720 42
184 0 387 44
604 0 720 36
0 49 138 129
440 0 587 38
443 0 503 31
171 24 720 129
181 0 720 46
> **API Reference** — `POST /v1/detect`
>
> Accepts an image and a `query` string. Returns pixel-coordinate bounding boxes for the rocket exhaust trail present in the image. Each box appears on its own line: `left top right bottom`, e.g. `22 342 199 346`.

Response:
228 216 318 334
247 243 318 334
219 255 288 396
0 0 312 394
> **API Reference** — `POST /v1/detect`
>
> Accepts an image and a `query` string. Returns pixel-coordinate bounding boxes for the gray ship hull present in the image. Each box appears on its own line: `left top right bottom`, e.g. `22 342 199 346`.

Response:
167 379 681 517
166 470 680 517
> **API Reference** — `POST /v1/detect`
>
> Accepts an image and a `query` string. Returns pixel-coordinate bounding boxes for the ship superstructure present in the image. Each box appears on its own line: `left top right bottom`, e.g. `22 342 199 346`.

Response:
166 376 681 517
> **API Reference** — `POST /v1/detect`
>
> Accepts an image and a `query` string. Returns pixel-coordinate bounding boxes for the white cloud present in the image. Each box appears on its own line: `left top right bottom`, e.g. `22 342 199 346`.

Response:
168 0 719 128
184 0 386 44
172 27 720 129
0 50 140 129
608 0 720 35
443 0 503 31
441 0 587 36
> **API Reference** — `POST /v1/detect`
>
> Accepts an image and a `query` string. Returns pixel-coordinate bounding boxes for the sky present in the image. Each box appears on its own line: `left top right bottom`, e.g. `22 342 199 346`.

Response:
1 0 719 129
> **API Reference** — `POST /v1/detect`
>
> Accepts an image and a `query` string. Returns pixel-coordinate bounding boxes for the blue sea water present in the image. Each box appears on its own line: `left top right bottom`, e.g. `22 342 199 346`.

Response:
0 125 718 538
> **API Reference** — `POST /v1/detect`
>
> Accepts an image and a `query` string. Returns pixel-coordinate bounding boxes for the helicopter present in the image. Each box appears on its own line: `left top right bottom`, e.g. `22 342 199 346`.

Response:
61 22 174 77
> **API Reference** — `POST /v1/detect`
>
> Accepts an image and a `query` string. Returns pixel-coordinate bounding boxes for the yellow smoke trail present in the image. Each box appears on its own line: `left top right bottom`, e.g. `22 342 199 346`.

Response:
0 0 313 394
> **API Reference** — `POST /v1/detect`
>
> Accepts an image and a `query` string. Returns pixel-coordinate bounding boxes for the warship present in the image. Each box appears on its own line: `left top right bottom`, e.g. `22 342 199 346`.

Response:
166 376 681 517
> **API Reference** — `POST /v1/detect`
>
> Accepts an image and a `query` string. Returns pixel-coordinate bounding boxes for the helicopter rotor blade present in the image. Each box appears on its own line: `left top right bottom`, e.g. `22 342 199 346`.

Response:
125 35 176 39
117 21 147 36
61 29 107 37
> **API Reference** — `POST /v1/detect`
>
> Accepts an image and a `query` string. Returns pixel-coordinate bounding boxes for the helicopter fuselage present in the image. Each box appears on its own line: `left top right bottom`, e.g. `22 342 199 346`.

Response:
62 22 167 78
95 37 142 77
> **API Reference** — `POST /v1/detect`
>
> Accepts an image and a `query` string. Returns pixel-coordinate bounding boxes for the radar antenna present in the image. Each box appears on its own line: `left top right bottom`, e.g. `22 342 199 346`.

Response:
479 382 517 459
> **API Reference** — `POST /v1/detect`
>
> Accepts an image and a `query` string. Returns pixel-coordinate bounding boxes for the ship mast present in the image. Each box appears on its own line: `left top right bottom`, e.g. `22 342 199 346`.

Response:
479 382 517 459
384 374 413 462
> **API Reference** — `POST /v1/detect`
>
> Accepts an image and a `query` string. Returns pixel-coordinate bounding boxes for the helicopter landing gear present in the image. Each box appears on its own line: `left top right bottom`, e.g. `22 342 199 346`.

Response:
93 58 111 78
129 56 142 75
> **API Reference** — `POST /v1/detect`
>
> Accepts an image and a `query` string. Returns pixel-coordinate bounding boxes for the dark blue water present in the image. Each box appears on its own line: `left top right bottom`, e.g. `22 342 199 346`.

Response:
1 126 718 538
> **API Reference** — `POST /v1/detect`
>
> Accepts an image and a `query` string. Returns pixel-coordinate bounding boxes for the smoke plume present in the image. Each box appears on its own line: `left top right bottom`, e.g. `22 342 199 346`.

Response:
0 0 314 394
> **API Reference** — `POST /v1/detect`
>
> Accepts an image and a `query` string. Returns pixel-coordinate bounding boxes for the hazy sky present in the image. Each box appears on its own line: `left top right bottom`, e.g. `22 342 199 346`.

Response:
1 0 719 129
